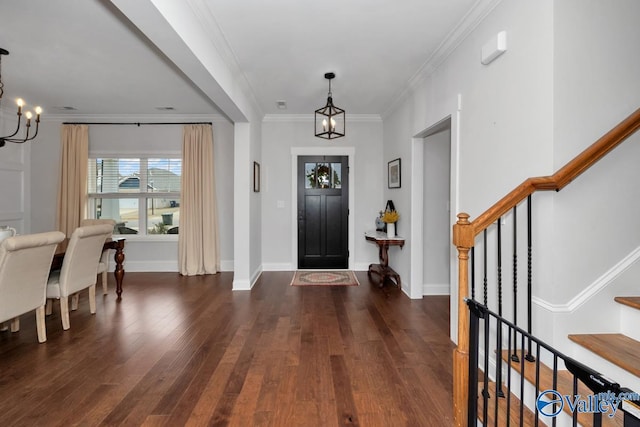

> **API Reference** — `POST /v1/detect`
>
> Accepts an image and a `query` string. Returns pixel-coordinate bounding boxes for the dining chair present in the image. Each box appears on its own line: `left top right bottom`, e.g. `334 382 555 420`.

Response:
46 224 113 330
0 231 65 343
80 218 116 295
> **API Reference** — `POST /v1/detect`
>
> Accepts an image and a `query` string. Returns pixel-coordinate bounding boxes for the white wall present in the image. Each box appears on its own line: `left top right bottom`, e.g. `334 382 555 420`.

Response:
546 0 640 352
261 117 383 272
549 0 640 305
249 119 263 284
383 0 640 352
384 0 556 336
28 115 235 272
0 109 30 234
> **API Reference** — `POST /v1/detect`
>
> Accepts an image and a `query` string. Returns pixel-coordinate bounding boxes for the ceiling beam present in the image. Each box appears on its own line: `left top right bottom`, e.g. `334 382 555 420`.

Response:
109 0 260 123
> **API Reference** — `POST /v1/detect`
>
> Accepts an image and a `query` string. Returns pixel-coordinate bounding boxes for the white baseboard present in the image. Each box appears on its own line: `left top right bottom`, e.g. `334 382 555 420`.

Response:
262 263 293 271
232 265 262 291
353 262 371 271
233 279 251 290
423 283 451 296
251 266 262 288
110 259 234 273
262 262 370 272
117 260 178 272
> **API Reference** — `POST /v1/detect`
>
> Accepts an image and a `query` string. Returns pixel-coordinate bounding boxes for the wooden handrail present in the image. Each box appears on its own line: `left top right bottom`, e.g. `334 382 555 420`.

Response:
452 107 640 426
459 107 640 242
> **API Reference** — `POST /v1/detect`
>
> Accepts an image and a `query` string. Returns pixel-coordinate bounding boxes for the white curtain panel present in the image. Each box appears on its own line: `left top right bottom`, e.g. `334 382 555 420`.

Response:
56 124 89 237
179 124 220 275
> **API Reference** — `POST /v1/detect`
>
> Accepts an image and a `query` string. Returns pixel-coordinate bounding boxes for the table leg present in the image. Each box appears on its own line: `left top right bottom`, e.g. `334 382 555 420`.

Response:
379 243 389 268
367 243 402 288
112 240 125 300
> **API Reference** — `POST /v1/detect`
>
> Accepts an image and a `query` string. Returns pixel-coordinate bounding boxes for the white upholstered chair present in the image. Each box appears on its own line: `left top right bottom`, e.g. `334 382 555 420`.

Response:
80 219 116 294
0 231 65 343
46 224 113 330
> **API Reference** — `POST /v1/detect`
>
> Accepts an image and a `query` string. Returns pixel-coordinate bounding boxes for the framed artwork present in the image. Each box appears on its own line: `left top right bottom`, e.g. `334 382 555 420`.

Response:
388 158 401 189
253 161 261 192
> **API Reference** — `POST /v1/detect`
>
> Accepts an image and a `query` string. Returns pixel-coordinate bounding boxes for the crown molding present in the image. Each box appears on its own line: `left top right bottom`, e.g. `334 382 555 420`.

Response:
263 113 381 123
382 0 504 119
38 113 230 124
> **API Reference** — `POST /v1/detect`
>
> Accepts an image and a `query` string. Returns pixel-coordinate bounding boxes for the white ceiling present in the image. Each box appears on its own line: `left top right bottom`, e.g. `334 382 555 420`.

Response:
0 0 479 119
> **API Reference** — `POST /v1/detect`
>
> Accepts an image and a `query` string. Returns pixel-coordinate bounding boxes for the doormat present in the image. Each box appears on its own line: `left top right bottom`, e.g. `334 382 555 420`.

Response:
289 270 360 287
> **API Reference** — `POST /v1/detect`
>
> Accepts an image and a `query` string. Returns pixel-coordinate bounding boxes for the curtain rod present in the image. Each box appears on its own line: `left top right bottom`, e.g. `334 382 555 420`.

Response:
61 122 212 126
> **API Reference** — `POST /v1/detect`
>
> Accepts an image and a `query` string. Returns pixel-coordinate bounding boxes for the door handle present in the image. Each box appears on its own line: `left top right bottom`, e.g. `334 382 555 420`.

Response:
298 210 305 221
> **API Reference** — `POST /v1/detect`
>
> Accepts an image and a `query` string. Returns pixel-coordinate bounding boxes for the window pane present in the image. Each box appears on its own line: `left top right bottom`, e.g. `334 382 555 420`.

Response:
305 163 316 188
147 198 180 234
88 158 140 193
331 163 342 188
88 198 139 235
88 157 181 236
147 159 182 192
304 163 335 189
316 163 330 188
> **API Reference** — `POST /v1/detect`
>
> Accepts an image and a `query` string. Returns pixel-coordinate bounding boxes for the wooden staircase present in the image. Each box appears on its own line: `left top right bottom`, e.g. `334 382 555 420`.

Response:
480 296 640 425
478 350 624 427
454 108 640 426
500 296 640 426
568 333 640 378
476 296 640 426
477 377 537 426
568 296 640 382
499 350 625 427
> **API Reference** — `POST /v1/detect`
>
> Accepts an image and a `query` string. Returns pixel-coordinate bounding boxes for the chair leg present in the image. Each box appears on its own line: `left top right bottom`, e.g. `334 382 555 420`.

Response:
102 271 108 295
89 284 96 314
10 317 19 332
71 293 79 311
60 297 71 330
36 306 47 343
45 299 53 316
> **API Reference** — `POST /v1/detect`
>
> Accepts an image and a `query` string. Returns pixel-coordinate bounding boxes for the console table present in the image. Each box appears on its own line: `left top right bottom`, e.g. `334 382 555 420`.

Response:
365 230 404 288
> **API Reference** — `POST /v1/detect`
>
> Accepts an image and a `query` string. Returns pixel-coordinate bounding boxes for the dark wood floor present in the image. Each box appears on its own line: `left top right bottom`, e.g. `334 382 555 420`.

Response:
0 271 454 426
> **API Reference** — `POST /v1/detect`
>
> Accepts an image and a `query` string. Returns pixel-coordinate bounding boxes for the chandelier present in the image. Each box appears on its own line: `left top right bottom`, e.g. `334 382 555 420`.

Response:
314 72 345 139
0 48 41 148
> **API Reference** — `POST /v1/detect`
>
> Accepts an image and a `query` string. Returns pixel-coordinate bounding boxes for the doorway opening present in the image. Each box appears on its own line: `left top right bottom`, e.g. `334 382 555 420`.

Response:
422 125 452 295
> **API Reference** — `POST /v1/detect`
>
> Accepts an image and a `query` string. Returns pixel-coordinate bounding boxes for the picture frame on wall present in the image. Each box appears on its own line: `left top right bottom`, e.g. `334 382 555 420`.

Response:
388 158 401 189
253 161 260 192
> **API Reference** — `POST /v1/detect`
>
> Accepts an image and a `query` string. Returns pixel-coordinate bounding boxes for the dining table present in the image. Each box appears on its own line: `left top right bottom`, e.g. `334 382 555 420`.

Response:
52 238 126 300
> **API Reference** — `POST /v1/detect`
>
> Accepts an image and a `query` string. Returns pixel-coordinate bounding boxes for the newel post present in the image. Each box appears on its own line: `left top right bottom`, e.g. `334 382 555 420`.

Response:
453 212 473 426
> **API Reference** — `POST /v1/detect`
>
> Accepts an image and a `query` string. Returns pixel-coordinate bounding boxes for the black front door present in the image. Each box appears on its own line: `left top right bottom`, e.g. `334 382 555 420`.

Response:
297 156 348 269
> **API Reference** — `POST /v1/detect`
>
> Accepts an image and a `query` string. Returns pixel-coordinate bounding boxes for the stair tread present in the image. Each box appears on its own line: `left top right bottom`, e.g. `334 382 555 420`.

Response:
568 333 640 377
614 296 640 311
477 378 536 426
501 350 624 427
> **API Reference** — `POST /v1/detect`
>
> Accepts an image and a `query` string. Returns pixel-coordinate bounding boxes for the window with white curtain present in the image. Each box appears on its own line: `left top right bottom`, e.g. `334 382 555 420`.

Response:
87 157 181 235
